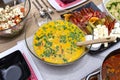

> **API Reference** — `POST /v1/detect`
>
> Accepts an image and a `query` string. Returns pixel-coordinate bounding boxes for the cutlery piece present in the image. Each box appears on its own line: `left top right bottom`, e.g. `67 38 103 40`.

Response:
32 1 46 18
35 0 52 19
14 0 17 5
76 36 117 46
41 0 54 14
35 0 45 11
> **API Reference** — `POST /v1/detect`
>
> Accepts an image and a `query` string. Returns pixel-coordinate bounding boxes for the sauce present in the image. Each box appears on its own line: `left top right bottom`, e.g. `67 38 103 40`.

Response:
33 20 86 64
102 53 120 80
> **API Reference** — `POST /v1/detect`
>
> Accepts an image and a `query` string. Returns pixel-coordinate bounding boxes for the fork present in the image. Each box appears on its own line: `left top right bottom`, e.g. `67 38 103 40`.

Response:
32 1 46 18
35 0 52 20
41 0 54 14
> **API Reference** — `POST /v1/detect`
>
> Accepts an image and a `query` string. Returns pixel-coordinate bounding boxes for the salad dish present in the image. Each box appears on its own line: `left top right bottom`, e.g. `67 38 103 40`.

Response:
0 0 31 38
0 5 25 31
103 0 120 21
47 0 87 11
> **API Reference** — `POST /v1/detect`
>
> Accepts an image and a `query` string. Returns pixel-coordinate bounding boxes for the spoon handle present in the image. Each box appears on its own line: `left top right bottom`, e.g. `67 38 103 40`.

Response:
76 36 116 46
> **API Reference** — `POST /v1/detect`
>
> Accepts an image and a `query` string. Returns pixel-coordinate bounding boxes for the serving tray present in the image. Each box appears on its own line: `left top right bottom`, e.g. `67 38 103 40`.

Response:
61 1 120 54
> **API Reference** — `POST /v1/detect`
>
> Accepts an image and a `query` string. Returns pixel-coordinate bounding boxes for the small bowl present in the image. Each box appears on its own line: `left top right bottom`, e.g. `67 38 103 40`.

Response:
102 0 120 22
0 0 31 38
25 19 90 66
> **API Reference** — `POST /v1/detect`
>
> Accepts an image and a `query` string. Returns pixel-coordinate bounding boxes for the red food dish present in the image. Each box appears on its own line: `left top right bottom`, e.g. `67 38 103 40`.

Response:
56 0 81 8
60 0 76 4
102 53 120 80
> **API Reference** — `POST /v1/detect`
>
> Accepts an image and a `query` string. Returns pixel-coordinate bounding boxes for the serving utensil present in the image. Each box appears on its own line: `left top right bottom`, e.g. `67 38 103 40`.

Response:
77 36 116 46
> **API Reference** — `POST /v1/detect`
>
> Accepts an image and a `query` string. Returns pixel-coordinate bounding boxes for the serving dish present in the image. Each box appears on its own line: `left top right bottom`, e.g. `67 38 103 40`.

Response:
47 0 88 11
0 50 31 80
0 0 31 38
61 1 120 54
103 0 120 22
25 20 90 66
86 48 120 80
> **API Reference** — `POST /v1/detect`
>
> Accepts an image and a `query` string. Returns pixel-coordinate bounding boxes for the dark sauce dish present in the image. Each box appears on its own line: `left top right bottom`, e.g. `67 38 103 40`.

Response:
0 50 31 80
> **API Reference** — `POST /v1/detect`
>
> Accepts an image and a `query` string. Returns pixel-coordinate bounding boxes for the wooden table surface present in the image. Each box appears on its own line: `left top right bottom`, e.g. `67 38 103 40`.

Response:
0 0 102 53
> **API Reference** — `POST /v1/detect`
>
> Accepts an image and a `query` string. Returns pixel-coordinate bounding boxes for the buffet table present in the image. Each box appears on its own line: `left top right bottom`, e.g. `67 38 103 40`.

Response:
1 0 119 80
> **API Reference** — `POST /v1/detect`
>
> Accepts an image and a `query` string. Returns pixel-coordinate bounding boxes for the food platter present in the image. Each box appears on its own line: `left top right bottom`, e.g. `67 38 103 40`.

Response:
61 1 120 54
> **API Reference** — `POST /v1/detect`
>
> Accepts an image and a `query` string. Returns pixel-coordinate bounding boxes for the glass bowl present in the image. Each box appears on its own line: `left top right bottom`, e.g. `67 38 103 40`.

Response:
102 0 120 22
25 15 90 66
0 0 31 38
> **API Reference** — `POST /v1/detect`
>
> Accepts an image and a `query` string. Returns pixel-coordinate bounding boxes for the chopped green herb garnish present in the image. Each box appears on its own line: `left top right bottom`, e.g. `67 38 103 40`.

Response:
44 41 53 48
60 35 66 43
36 36 40 40
58 54 62 57
35 41 42 46
63 58 68 63
56 46 59 51
62 25 67 30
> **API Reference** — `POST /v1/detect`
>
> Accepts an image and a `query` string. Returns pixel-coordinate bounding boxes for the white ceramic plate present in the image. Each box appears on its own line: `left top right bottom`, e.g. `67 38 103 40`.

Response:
47 0 87 11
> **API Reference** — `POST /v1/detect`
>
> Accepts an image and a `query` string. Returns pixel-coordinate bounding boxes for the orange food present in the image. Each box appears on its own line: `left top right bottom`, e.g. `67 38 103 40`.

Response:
89 17 99 23
64 14 72 21
102 53 120 80
20 7 25 13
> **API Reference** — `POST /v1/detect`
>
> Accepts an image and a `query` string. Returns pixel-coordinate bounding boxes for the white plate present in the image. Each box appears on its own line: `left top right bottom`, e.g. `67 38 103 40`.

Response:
47 0 87 11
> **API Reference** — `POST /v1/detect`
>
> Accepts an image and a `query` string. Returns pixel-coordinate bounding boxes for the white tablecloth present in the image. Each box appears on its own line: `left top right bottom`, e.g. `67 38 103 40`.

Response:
17 38 120 80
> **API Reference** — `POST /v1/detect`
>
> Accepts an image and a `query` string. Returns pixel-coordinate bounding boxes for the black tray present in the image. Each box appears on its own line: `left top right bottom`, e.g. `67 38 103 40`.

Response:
0 50 31 80
61 1 120 54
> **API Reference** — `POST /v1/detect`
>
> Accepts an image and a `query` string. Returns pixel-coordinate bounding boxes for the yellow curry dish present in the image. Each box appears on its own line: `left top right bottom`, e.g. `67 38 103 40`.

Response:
33 20 86 65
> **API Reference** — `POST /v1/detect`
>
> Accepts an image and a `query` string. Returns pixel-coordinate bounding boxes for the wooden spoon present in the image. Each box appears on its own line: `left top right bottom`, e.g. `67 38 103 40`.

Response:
76 36 117 46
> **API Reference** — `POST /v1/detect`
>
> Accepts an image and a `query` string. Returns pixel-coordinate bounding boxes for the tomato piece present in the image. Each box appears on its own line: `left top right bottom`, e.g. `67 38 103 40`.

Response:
20 7 25 13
